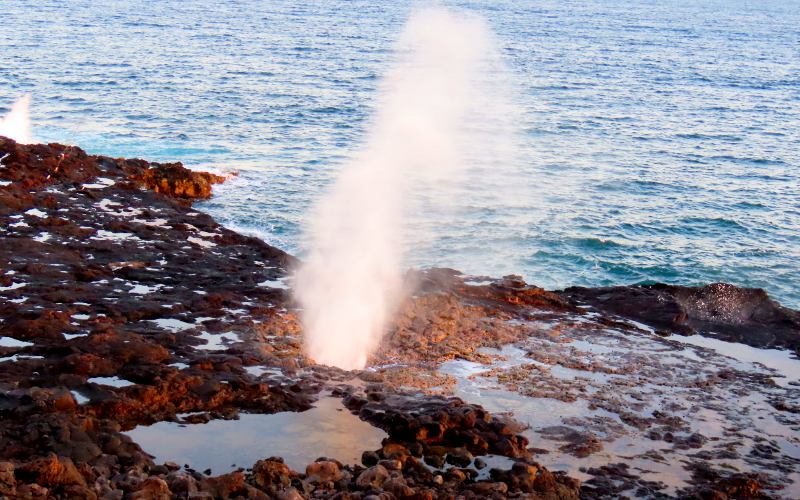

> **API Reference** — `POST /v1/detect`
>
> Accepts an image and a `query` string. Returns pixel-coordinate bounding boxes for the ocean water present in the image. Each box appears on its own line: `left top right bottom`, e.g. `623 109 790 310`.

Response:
2 0 799 308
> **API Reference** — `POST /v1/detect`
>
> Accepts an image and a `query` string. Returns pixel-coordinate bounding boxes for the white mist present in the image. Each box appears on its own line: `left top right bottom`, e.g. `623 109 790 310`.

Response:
0 95 33 144
294 6 518 370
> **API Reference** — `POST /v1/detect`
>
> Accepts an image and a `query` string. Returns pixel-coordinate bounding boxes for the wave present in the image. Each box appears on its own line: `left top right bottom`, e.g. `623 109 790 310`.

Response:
568 237 626 250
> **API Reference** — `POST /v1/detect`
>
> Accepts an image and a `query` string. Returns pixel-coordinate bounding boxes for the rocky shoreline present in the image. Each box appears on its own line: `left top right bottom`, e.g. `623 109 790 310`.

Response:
1 137 798 499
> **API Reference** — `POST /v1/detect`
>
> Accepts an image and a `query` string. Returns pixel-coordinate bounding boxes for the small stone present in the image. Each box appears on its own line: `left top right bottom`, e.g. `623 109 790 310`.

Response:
512 462 538 478
19 454 86 487
415 489 436 500
445 447 473 467
362 451 380 467
383 477 415 497
446 468 466 482
378 459 402 471
128 477 171 500
533 468 557 492
0 462 16 496
474 457 487 470
166 471 198 496
253 459 292 488
16 483 49 498
278 487 305 500
305 460 342 483
470 481 508 495
424 455 445 468
382 443 409 460
426 445 447 457
149 465 169 476
509 461 539 492
356 465 389 489
198 471 246 498
407 442 424 457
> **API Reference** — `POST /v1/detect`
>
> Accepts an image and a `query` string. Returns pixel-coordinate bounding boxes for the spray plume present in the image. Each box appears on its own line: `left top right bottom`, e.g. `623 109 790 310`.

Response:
0 95 33 144
295 6 517 370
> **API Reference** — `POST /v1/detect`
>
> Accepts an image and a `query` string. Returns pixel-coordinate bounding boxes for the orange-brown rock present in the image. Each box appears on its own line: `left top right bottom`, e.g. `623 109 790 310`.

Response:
127 162 226 199
252 458 293 489
17 454 87 487
128 477 172 500
199 471 249 498
305 460 344 483
0 462 16 497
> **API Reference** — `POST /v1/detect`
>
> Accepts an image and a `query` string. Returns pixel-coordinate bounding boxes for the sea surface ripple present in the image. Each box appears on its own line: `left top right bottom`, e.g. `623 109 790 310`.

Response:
2 0 798 308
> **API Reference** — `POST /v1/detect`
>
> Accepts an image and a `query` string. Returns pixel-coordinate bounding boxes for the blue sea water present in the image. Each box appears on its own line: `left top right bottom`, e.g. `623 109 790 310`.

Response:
2 0 799 308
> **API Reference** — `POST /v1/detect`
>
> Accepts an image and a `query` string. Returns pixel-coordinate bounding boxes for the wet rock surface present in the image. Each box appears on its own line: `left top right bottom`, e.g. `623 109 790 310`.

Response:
359 271 799 498
2 137 798 499
560 283 800 352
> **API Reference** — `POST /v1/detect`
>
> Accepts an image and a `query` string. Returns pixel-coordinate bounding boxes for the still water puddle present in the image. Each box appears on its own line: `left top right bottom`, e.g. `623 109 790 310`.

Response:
666 334 800 387
125 396 386 473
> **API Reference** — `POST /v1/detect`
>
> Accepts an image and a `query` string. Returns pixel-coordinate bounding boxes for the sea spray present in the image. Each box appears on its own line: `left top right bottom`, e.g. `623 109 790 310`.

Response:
295 6 519 369
0 95 33 144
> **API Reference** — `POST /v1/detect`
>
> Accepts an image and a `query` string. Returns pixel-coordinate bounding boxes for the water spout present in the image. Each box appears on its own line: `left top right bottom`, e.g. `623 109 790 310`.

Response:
295 6 516 369
0 95 33 144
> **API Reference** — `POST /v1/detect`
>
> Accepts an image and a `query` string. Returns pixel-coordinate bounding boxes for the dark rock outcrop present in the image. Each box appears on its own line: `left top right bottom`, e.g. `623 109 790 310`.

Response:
343 389 531 459
560 283 800 352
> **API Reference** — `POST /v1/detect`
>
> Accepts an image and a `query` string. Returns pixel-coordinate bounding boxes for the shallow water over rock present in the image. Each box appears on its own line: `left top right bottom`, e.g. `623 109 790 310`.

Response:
666 333 800 387
125 397 387 473
436 314 800 498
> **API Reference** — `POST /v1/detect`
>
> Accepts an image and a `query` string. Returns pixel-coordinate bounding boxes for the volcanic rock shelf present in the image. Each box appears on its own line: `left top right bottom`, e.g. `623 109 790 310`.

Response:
0 138 580 499
1 136 798 499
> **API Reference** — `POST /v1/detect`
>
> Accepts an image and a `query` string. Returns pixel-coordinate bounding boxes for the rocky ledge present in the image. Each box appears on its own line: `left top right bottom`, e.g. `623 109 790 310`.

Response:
1 137 798 499
561 284 800 353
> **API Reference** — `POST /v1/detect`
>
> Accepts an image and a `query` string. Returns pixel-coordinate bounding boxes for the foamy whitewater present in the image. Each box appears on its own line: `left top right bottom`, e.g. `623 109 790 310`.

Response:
295 7 518 369
0 95 32 144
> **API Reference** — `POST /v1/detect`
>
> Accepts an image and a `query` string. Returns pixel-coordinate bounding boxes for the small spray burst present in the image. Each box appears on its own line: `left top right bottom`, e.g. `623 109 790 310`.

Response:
0 95 33 144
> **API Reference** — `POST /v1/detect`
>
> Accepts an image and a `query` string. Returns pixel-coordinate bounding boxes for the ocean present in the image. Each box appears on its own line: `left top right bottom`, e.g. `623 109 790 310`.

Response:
3 0 798 308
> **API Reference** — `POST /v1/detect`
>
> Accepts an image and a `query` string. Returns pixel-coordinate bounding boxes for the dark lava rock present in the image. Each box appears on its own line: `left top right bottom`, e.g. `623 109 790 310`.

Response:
0 137 587 500
343 389 530 458
446 447 474 467
361 450 380 467
561 283 800 352
424 454 446 469
0 138 312 498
